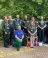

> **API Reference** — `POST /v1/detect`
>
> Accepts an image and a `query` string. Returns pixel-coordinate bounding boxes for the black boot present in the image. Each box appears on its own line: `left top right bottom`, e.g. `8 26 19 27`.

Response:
17 47 20 51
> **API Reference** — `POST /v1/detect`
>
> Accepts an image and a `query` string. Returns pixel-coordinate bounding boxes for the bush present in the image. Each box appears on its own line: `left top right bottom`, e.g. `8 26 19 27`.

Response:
0 0 48 19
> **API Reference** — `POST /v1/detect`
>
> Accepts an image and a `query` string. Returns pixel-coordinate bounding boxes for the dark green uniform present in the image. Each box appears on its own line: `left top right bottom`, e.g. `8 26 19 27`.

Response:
21 20 29 28
38 20 47 42
9 20 14 45
21 19 30 46
21 19 30 34
28 24 37 38
13 18 21 30
2 20 11 47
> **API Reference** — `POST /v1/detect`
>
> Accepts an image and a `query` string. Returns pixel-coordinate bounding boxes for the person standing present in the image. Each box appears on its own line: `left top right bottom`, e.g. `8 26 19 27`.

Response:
38 16 47 42
21 15 30 46
13 15 21 30
28 17 37 47
8 16 14 45
21 15 30 34
2 16 11 48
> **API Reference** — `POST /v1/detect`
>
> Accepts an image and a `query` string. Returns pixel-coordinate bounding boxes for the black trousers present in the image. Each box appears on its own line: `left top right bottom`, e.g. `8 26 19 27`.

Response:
4 34 10 47
10 29 14 45
21 26 29 35
37 27 46 42
21 26 29 46
45 26 48 43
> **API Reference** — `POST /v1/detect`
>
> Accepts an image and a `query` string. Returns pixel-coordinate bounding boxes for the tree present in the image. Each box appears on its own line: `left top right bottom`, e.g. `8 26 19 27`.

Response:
0 0 47 19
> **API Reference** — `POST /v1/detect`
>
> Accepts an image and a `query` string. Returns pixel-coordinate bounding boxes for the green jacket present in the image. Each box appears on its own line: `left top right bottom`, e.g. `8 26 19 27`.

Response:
28 24 37 33
21 19 30 29
2 20 11 34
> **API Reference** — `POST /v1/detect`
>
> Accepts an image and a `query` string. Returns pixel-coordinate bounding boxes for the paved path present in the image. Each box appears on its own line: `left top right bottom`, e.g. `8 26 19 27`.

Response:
0 46 48 58
0 41 48 58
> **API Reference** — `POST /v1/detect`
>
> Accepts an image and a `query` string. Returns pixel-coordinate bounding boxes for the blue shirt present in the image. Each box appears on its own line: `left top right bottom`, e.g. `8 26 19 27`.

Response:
14 30 24 39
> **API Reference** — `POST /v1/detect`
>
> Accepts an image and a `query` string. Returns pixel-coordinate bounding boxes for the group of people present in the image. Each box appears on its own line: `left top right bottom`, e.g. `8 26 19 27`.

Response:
2 15 48 51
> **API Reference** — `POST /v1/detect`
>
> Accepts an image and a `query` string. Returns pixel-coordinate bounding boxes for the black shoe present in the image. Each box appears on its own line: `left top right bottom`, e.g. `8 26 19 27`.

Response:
17 48 20 51
30 46 34 48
